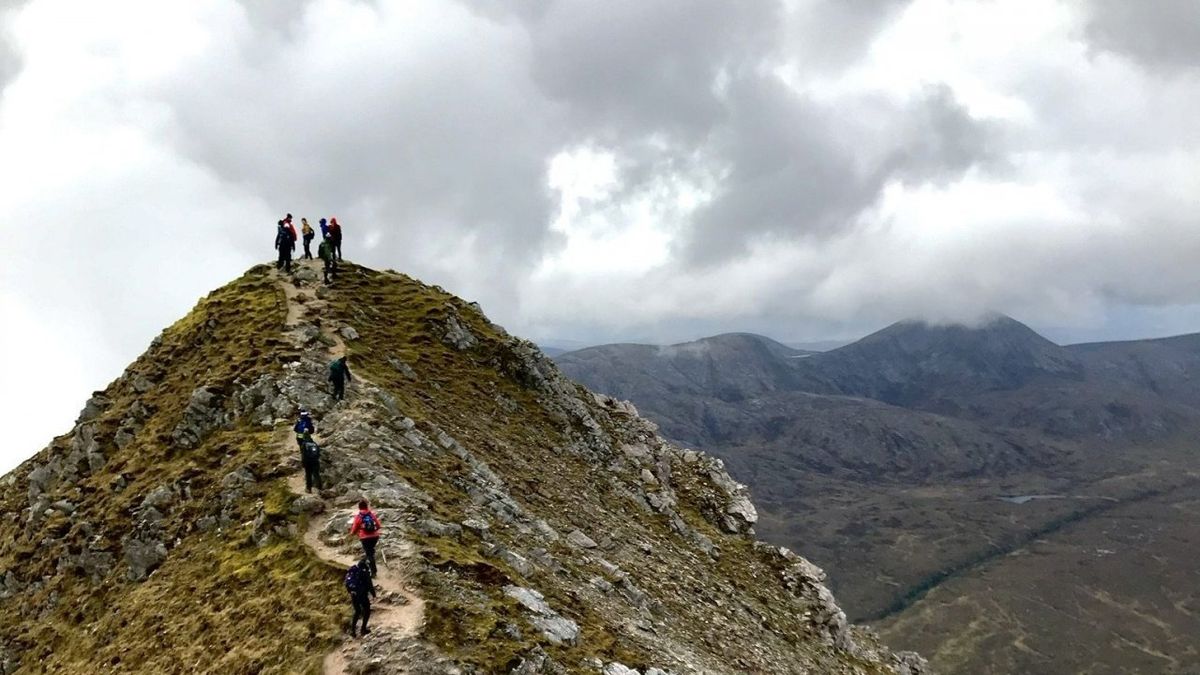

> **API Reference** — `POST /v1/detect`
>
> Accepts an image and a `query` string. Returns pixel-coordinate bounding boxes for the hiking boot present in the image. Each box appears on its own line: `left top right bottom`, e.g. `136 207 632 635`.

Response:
361 628 371 636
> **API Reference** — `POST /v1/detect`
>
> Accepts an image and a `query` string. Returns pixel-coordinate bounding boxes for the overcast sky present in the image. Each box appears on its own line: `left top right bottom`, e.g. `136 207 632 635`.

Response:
2 0 1199 470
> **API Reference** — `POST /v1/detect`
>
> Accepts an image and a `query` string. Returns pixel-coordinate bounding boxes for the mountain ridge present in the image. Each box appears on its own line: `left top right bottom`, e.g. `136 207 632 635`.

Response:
0 261 925 675
556 315 1200 674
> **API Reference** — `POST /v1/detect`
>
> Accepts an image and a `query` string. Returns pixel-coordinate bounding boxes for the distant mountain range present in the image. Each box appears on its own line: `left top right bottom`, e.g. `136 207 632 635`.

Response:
556 316 1200 674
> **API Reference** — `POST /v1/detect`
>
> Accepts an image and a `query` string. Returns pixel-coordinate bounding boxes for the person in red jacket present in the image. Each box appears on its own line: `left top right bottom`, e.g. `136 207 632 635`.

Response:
328 217 343 261
284 213 298 245
349 499 381 576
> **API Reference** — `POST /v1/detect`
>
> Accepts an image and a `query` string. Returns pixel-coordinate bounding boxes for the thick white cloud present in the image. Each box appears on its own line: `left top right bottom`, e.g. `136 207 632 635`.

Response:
1 0 1199 469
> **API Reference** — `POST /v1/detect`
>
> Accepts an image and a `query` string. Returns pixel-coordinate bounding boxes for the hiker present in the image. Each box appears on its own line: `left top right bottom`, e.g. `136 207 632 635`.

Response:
274 220 295 272
344 558 376 638
319 233 337 284
319 217 330 239
301 218 315 259
293 410 315 449
329 356 352 401
350 499 381 577
329 217 343 260
300 437 322 493
285 213 297 242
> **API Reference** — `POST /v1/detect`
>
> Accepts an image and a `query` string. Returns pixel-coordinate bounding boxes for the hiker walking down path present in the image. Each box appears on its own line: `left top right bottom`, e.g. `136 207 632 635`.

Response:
350 499 382 577
329 217 343 260
345 558 377 638
319 234 338 284
329 356 353 401
275 220 296 272
301 218 315 259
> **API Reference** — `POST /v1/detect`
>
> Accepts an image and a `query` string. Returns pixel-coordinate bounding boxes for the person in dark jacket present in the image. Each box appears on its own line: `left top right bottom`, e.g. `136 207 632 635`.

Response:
301 218 315 259
319 234 337 284
274 220 295 271
319 217 330 238
329 217 343 260
293 410 315 449
349 499 382 577
329 356 352 401
346 558 376 638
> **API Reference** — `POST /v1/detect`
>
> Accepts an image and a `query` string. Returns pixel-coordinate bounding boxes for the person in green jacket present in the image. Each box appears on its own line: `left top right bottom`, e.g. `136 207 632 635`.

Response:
318 234 337 284
329 356 352 401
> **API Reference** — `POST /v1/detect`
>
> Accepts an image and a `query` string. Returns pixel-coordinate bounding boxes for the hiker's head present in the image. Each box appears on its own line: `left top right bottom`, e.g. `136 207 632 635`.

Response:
300 410 310 417
320 218 327 225
286 213 292 220
302 217 309 225
330 217 338 226
358 499 369 510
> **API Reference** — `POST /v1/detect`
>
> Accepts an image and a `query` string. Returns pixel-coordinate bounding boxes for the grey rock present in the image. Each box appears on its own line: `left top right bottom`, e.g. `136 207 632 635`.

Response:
76 392 111 424
141 485 176 511
221 467 256 490
602 664 639 675
503 586 580 646
387 357 417 379
441 313 478 350
290 494 325 515
461 518 490 537
566 529 597 549
498 549 534 578
341 325 360 341
123 538 168 581
132 374 155 393
414 519 462 539
171 386 228 449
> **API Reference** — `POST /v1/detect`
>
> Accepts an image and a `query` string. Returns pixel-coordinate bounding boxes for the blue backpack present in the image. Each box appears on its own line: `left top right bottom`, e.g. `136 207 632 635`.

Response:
360 512 378 534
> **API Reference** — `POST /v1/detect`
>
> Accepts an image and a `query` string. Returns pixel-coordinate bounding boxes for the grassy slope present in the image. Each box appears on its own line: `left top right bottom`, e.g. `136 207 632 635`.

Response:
0 267 342 674
321 264 895 673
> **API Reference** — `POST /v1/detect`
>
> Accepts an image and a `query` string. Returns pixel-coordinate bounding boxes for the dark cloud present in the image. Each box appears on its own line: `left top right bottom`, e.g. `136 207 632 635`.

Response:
680 82 996 266
1083 0 1200 69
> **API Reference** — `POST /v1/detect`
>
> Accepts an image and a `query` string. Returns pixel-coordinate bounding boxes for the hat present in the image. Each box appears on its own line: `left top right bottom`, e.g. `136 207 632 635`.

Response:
330 217 338 225
300 410 310 416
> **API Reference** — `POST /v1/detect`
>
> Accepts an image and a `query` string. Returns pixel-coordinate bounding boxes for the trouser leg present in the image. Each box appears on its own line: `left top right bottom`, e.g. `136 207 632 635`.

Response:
333 378 345 400
361 537 378 577
303 460 316 492
353 593 371 632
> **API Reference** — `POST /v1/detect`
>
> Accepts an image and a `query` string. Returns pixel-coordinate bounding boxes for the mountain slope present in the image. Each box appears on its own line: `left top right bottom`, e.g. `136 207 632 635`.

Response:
0 262 924 675
556 319 1200 674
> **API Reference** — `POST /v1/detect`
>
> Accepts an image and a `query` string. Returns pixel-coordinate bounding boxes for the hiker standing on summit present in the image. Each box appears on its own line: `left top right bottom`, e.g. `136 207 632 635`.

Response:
319 234 338 284
274 220 295 272
329 217 343 260
301 218 315 259
350 499 381 577
329 355 352 401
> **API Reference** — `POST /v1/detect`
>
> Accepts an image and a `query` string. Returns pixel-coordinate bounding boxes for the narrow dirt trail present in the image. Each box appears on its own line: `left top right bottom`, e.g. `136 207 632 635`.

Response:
274 262 426 675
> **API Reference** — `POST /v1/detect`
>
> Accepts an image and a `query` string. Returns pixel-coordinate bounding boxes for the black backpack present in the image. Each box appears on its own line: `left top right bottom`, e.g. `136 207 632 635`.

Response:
344 564 365 593
301 441 321 463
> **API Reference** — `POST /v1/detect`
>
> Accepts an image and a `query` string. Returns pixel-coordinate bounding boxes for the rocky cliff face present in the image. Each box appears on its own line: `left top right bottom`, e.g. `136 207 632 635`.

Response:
0 263 925 674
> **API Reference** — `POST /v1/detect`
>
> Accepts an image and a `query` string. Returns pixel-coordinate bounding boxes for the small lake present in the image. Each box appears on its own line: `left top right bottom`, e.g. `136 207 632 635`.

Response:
998 494 1066 504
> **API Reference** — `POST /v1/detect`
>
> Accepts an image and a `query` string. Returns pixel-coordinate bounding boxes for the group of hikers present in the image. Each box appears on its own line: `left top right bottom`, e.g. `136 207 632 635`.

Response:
294 404 381 636
274 213 344 283
291 348 372 634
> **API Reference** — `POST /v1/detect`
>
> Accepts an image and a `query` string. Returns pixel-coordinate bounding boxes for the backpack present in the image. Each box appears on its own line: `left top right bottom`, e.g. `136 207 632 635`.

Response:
344 564 364 593
360 512 378 534
301 440 320 463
